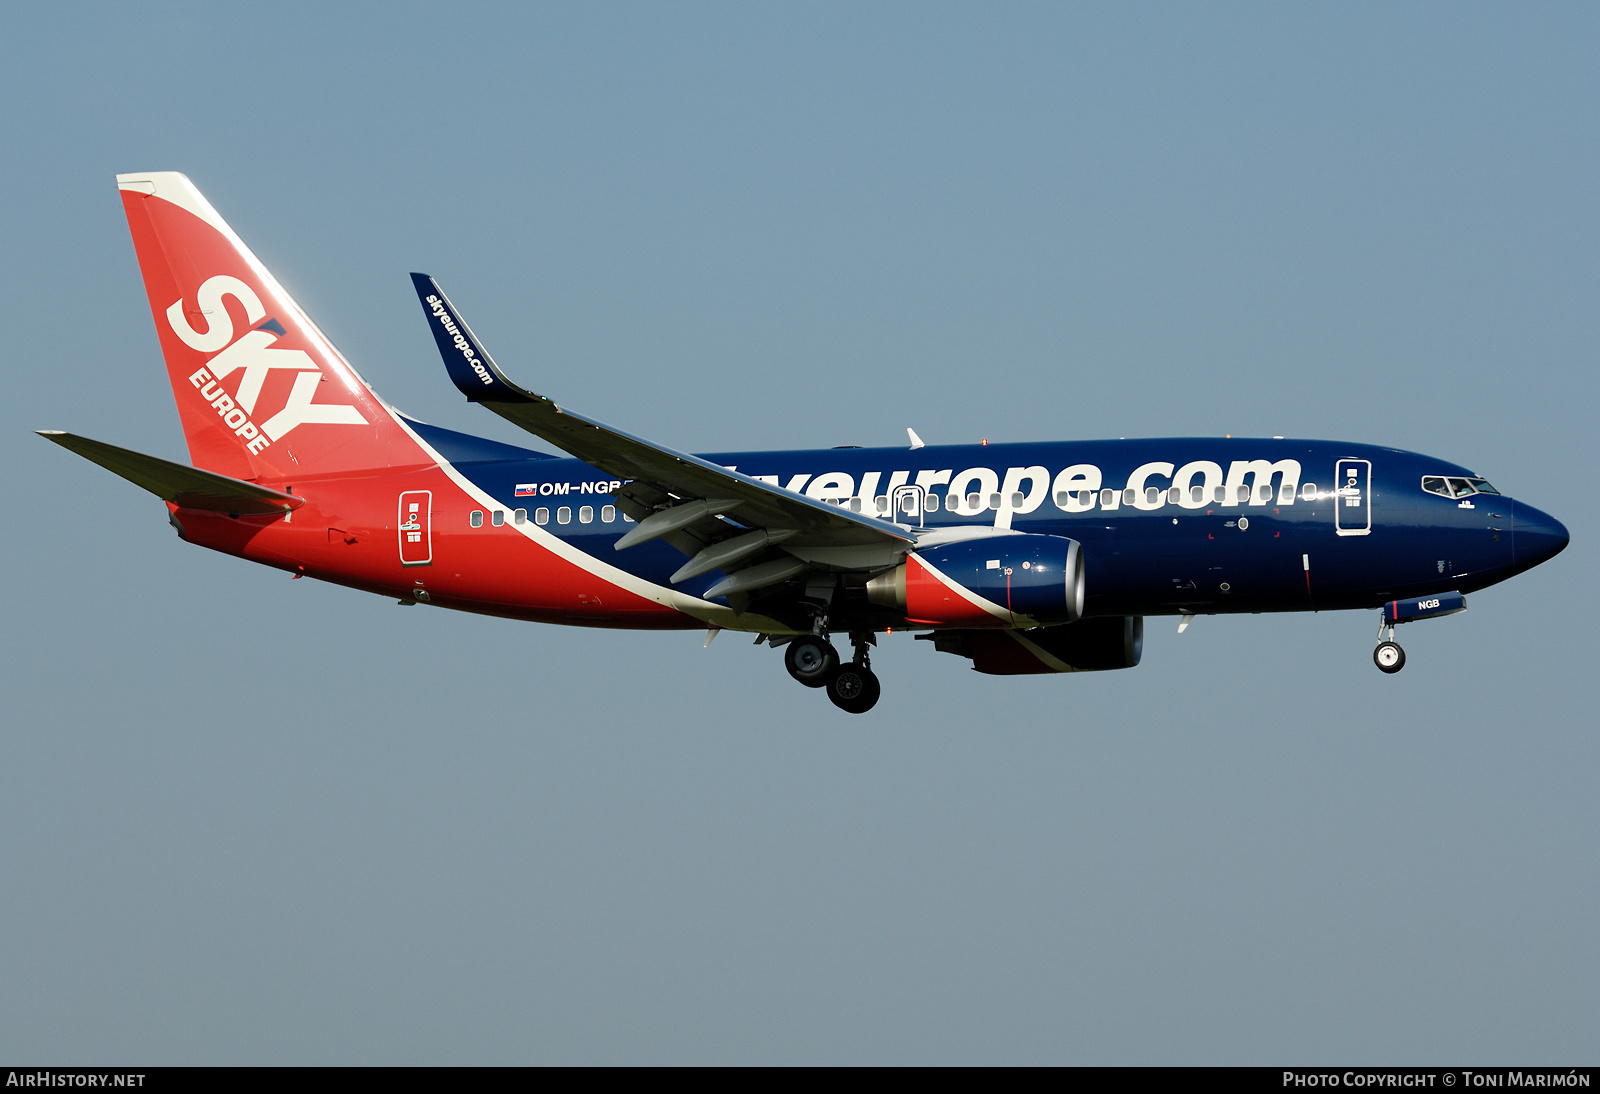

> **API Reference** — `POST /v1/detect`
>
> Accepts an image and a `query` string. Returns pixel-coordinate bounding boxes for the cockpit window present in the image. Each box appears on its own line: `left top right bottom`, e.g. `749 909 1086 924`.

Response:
1422 475 1500 499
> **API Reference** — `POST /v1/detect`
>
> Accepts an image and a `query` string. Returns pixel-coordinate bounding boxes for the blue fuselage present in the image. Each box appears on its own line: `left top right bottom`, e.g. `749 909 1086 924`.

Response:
413 422 1568 618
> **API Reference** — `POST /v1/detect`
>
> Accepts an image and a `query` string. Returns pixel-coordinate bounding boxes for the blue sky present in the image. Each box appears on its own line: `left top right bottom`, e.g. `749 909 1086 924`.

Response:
2 3 1595 1063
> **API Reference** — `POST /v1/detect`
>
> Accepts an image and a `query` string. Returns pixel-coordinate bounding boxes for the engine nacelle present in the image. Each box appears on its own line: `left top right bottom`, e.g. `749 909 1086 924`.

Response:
867 534 1085 627
919 617 1144 675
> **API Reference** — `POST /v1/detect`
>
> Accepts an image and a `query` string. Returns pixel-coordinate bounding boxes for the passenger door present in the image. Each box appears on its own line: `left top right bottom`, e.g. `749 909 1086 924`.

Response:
399 490 432 565
1335 459 1371 537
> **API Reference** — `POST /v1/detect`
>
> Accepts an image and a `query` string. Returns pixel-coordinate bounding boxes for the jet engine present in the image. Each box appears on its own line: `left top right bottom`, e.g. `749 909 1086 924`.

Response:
918 616 1144 675
866 534 1085 627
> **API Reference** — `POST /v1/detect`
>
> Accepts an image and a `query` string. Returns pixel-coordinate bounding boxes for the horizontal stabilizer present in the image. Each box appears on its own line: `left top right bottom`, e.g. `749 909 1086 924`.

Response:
37 431 302 515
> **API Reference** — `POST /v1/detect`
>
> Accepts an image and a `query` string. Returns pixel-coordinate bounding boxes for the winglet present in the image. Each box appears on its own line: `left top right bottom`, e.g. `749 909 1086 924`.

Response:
907 427 925 450
409 273 538 404
403 277 915 550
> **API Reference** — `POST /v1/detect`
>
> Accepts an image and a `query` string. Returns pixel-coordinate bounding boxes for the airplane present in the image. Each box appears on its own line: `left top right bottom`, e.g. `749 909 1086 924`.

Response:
39 172 1570 714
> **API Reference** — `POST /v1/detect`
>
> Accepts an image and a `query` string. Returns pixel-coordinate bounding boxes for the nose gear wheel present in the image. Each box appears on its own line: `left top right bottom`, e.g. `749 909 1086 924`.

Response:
1372 618 1406 674
1374 640 1406 673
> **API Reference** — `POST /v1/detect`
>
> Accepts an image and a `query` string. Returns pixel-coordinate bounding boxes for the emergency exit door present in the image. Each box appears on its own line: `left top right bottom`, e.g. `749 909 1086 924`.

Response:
892 485 925 527
398 490 433 565
1334 459 1371 537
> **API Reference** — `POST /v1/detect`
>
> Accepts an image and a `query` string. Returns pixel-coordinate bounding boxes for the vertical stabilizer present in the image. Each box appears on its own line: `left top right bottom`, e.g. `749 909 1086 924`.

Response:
117 172 407 480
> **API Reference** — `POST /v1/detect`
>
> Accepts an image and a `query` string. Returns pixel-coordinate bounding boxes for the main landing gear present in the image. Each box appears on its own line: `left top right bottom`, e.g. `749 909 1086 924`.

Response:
1373 620 1406 674
783 632 881 714
828 658 881 715
785 635 838 687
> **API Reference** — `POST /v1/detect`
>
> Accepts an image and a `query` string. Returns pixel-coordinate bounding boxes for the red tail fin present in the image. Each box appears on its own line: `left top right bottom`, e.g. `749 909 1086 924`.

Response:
118 172 405 481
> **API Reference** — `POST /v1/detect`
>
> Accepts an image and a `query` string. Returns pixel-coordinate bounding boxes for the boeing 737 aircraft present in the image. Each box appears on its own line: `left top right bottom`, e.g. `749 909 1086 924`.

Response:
40 173 1569 713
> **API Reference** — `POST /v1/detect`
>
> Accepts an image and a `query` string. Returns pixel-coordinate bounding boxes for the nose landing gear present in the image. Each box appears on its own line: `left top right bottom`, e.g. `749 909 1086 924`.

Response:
1374 640 1406 673
1373 620 1405 674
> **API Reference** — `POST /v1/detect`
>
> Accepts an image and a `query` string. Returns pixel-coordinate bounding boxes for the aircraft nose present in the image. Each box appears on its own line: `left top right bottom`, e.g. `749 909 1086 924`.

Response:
1516 501 1570 570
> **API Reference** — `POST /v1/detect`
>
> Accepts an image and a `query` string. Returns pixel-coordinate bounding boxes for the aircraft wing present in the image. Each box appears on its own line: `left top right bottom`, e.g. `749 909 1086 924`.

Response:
410 274 914 561
36 431 302 515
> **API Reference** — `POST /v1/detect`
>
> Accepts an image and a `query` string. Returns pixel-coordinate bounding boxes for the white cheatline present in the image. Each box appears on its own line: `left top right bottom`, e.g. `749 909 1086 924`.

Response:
911 553 1038 627
390 413 794 633
1006 630 1077 672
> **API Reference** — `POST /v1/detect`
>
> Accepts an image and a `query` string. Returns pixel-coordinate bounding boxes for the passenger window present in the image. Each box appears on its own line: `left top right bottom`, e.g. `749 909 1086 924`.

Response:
926 494 939 513
1191 486 1205 504
1300 483 1317 500
601 505 615 522
557 506 572 525
875 495 889 515
1168 487 1182 504
1101 488 1117 507
513 508 527 525
1256 484 1273 503
1236 485 1249 502
969 493 983 511
492 510 505 526
535 507 550 525
1278 485 1295 504
469 510 483 528
579 505 594 524
1123 488 1136 505
849 497 862 512
1145 486 1161 506
989 493 1002 510
1055 491 1070 507
1214 486 1227 503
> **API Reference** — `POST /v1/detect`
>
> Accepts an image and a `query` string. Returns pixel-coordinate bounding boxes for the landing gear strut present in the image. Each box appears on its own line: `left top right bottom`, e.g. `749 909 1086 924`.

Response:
1373 620 1406 674
827 632 881 714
